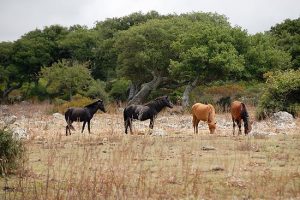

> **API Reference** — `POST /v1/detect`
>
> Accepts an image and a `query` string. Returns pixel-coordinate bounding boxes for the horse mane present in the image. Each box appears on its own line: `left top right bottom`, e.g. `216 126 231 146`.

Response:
207 104 216 124
84 100 101 108
144 96 166 107
241 103 249 126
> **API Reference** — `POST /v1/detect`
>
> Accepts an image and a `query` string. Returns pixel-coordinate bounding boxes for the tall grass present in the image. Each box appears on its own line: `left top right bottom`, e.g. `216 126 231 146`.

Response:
0 103 299 199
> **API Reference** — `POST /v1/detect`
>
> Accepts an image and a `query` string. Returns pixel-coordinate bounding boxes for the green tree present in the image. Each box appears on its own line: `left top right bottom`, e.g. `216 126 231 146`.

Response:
245 33 292 80
0 42 25 102
256 69 300 118
169 18 247 107
40 60 94 100
0 25 69 101
58 26 97 62
115 16 193 104
92 11 163 81
270 18 300 69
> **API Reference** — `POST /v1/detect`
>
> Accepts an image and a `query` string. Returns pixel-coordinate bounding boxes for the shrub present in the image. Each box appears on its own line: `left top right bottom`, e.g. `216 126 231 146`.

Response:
256 69 300 119
0 129 25 176
109 79 131 101
84 79 109 102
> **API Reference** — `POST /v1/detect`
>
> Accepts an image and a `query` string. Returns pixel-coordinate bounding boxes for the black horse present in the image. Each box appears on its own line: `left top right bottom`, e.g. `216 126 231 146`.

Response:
123 96 173 134
216 96 231 112
65 99 106 136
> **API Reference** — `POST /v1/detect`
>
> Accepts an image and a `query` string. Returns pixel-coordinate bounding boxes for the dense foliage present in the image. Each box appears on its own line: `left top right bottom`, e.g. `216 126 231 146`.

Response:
0 11 299 109
257 70 300 119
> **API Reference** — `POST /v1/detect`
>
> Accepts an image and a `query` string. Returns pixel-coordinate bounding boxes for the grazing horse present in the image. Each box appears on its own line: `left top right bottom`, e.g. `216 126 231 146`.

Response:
192 103 217 134
230 100 252 135
65 99 106 136
123 96 173 134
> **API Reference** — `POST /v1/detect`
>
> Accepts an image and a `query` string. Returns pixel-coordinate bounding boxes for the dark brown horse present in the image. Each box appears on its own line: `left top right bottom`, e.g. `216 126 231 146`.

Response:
230 100 252 135
65 99 106 136
123 96 173 134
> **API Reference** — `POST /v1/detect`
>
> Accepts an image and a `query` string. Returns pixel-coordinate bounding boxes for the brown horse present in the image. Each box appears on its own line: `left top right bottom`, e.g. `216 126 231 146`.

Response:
192 103 216 134
230 100 252 135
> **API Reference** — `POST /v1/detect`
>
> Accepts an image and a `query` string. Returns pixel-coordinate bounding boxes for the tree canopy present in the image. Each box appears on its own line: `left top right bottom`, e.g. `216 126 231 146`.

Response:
0 11 298 106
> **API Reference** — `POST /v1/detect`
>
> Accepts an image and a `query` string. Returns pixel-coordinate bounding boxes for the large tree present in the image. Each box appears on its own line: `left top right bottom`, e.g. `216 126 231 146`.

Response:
269 17 300 69
0 42 25 102
92 11 163 81
244 33 292 80
0 25 69 101
169 19 247 107
115 17 187 104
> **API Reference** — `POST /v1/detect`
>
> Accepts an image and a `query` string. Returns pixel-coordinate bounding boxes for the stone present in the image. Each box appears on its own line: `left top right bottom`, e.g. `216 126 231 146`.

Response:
11 127 28 140
53 113 64 120
3 115 17 125
152 128 167 136
201 146 216 151
271 111 296 129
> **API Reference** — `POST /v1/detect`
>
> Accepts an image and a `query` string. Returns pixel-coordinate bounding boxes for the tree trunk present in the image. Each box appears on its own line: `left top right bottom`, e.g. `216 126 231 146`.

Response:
128 73 167 105
127 83 138 101
0 82 23 103
182 77 199 108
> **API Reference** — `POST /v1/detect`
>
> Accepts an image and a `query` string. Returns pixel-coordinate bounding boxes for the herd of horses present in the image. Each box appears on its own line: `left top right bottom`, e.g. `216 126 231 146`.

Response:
64 96 252 136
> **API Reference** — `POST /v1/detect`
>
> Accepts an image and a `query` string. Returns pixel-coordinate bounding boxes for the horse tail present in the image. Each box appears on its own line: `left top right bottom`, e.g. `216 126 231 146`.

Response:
123 107 128 121
241 103 249 128
65 108 71 122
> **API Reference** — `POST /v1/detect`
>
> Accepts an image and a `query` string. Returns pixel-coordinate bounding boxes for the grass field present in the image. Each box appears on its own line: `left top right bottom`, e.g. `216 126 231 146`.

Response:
1 104 300 199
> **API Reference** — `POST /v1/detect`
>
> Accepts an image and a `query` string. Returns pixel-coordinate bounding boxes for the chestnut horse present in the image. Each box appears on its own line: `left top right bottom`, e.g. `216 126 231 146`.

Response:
230 100 252 135
192 103 216 134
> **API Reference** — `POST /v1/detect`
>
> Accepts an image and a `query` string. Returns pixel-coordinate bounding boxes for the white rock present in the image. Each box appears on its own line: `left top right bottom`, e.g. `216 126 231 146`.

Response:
53 113 64 120
271 111 296 129
152 128 167 136
11 127 28 140
4 115 17 125
272 111 294 122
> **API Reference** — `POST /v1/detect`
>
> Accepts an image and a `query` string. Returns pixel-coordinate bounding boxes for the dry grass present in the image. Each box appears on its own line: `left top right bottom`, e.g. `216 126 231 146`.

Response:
0 103 300 199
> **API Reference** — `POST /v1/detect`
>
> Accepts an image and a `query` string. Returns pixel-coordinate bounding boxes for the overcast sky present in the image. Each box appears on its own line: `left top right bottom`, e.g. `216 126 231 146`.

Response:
0 0 299 42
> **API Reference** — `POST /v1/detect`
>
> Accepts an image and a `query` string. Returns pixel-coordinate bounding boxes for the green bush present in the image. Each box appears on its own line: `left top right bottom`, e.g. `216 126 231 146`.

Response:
256 69 300 119
0 129 25 176
109 79 131 101
84 79 109 102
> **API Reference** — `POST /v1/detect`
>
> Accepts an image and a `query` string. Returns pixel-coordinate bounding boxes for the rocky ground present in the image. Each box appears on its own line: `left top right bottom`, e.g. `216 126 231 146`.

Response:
0 104 298 139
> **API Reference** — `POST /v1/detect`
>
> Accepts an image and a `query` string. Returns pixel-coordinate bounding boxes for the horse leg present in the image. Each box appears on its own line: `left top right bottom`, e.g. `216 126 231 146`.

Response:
237 120 242 135
192 115 198 134
66 125 69 136
243 120 248 135
82 121 86 133
149 118 154 129
124 119 128 134
129 119 133 134
232 117 235 136
88 121 91 134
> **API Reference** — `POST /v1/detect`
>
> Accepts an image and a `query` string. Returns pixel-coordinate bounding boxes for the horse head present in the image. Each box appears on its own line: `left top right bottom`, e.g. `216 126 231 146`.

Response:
245 120 253 134
207 104 216 134
208 121 217 134
162 96 174 108
96 99 106 113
